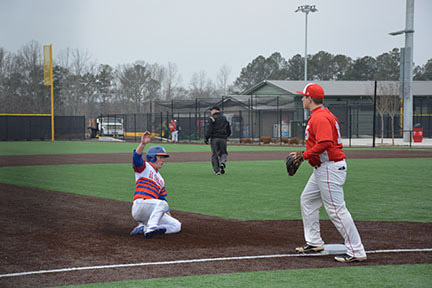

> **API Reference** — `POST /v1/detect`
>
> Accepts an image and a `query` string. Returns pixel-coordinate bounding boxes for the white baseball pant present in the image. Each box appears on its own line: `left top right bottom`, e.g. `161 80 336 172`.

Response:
300 160 366 258
171 130 178 142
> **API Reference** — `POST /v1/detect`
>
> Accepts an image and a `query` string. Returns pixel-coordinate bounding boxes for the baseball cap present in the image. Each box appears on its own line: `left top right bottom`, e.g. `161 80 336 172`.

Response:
296 83 325 99
210 105 220 111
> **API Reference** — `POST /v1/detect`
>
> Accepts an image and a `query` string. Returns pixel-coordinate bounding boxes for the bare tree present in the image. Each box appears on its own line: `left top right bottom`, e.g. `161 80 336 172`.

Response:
173 86 189 100
379 82 401 145
70 49 93 76
0 47 8 111
18 41 47 113
162 62 182 100
370 85 388 143
56 47 71 69
57 48 95 115
147 63 164 101
1 52 26 113
0 47 8 77
189 71 216 99
216 64 231 96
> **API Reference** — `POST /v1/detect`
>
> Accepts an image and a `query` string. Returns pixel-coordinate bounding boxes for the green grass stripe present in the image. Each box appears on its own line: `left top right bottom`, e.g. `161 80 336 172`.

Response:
0 141 297 155
1 158 431 222
54 263 432 288
0 140 428 155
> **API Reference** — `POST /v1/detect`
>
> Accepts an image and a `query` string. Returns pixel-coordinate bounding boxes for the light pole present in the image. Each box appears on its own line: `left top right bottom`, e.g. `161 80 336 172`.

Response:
295 4 318 123
389 0 414 142
295 5 318 82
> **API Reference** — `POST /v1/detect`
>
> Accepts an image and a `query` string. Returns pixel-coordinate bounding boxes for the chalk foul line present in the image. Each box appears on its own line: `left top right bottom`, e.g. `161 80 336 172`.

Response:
1 248 432 278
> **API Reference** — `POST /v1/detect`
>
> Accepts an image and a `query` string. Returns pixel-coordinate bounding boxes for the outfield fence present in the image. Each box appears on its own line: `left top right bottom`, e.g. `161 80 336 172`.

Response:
0 115 85 141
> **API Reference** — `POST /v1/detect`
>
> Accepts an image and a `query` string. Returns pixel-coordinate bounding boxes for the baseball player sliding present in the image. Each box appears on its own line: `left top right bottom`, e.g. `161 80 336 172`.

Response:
130 131 181 238
286 83 366 263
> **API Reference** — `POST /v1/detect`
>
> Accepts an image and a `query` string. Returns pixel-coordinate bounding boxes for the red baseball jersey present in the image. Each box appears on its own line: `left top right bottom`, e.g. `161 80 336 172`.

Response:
304 106 345 163
169 121 177 132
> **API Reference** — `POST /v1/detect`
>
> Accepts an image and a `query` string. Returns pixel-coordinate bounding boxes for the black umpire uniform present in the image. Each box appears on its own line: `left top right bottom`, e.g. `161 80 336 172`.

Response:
205 106 231 175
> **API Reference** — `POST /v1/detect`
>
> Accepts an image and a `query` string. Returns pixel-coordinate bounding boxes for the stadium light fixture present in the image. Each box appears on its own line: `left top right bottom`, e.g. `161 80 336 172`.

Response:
295 5 318 81
389 29 414 36
295 5 318 122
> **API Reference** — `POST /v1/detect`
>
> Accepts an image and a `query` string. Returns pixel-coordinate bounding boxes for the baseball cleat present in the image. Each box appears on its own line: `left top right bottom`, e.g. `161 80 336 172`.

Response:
144 227 167 239
295 244 324 254
130 224 145 235
215 171 221 175
220 163 226 174
334 254 367 263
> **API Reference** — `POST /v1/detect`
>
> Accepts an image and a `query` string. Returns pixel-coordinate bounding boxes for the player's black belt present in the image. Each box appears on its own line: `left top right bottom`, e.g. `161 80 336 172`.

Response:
314 159 345 169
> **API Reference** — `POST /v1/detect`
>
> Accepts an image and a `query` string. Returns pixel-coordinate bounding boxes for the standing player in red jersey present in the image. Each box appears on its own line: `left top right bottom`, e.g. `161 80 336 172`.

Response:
291 83 367 263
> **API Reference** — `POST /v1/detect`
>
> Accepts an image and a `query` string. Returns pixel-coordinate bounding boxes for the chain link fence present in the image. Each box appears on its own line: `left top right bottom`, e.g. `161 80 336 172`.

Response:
97 96 431 147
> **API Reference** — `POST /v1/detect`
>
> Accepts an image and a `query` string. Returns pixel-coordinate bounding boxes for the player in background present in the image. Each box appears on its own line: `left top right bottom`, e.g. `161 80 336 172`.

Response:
169 119 178 143
130 131 181 238
292 83 367 263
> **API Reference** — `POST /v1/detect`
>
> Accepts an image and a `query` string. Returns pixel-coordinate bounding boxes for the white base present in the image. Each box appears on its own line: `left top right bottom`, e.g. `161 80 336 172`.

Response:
319 244 347 255
97 136 124 142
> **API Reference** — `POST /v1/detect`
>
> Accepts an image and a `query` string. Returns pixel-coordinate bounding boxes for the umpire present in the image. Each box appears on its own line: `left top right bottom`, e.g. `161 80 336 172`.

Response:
205 106 231 175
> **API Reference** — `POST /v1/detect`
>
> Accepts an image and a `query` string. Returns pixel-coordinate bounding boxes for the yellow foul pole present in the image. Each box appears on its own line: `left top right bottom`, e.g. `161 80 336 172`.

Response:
50 45 54 141
44 44 55 141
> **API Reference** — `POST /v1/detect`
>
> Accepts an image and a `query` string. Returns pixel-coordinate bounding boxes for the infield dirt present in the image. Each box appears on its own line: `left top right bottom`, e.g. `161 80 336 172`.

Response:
1 150 432 287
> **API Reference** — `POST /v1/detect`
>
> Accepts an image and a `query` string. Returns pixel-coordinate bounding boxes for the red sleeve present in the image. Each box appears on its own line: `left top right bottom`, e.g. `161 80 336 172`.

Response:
303 141 332 160
314 117 333 143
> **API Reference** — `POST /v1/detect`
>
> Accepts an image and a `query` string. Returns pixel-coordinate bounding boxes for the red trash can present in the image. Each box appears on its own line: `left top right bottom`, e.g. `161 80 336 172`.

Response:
413 127 423 143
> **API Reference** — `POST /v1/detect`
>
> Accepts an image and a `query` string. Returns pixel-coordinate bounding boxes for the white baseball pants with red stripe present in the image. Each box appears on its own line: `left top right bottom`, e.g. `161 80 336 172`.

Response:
300 159 366 258
132 198 181 234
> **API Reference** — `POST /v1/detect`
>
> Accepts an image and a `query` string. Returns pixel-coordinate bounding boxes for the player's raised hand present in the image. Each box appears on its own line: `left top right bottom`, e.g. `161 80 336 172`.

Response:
141 131 152 145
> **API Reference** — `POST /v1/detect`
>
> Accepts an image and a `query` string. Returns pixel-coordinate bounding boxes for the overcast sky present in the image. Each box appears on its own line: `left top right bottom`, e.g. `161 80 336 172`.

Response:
1 0 431 85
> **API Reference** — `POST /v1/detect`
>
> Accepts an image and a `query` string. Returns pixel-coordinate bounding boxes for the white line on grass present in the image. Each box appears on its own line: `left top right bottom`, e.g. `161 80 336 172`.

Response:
1 248 432 278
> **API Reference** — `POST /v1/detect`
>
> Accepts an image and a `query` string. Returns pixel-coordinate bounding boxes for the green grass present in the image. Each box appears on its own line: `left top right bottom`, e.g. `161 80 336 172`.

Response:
346 158 432 221
55 264 432 288
1 158 431 222
0 141 302 155
1 140 429 155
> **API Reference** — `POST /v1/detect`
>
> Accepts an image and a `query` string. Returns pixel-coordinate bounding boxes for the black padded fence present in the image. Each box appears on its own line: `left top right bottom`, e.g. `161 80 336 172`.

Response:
0 115 85 141
55 116 86 140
